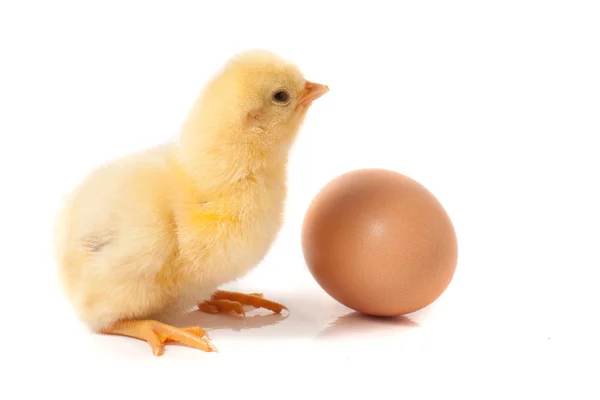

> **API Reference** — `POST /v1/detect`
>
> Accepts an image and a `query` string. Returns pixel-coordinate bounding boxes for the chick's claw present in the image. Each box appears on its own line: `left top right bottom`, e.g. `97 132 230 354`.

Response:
101 319 216 356
200 290 288 315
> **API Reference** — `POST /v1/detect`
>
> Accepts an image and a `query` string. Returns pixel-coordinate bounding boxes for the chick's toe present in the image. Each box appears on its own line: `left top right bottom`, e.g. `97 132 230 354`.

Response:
199 290 288 316
199 299 246 316
101 319 216 356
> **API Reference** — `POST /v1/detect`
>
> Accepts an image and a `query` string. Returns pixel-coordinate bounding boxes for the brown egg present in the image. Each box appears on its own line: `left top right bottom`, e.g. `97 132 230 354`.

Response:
301 168 458 316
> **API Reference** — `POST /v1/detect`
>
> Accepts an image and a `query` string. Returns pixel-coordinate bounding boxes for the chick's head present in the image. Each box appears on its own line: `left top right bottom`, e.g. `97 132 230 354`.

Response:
182 50 328 173
226 50 329 142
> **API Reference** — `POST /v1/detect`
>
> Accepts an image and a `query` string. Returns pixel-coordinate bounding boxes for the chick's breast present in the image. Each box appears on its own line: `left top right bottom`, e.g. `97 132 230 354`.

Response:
172 173 286 297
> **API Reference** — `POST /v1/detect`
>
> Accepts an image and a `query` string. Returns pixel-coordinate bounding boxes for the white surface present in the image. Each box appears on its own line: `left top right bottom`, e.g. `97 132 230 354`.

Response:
1 1 599 399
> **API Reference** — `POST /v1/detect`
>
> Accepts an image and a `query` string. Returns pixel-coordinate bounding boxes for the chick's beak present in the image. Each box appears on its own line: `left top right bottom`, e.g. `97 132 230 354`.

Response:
298 80 329 107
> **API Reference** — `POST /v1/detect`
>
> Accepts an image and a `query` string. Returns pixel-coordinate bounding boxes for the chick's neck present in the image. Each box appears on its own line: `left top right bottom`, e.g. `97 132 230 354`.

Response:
176 125 289 197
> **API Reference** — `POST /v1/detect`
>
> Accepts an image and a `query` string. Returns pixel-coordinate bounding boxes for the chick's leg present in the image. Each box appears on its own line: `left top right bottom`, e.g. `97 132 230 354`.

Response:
101 319 216 356
199 290 288 316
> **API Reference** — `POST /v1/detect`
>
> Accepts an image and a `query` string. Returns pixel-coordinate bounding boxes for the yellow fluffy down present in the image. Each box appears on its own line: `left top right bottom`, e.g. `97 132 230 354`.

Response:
54 50 325 331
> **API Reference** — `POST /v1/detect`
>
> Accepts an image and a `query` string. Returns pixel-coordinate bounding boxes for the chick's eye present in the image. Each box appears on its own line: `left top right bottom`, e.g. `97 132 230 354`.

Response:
272 90 290 104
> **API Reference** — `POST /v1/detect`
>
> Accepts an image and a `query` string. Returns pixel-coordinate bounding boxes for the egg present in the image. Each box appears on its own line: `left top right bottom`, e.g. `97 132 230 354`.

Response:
301 168 458 316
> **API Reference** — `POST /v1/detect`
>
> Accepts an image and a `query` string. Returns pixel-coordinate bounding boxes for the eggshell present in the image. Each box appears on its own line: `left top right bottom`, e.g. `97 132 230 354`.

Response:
301 168 458 316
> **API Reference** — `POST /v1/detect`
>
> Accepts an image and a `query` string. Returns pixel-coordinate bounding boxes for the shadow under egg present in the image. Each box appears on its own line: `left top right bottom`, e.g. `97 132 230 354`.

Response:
315 311 421 340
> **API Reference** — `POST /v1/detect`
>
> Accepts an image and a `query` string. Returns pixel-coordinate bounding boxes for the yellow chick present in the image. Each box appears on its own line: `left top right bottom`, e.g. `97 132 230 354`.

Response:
54 50 329 355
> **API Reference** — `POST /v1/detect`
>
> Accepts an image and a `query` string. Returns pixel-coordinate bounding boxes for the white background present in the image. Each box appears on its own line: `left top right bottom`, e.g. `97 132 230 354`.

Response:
1 1 599 398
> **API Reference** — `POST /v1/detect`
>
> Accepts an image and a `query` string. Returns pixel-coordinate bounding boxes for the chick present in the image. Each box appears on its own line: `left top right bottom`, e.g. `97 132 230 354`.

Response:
54 50 328 355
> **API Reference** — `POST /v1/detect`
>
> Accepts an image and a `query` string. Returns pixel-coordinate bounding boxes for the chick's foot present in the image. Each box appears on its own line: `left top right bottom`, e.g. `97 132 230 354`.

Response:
100 319 216 356
199 290 288 316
